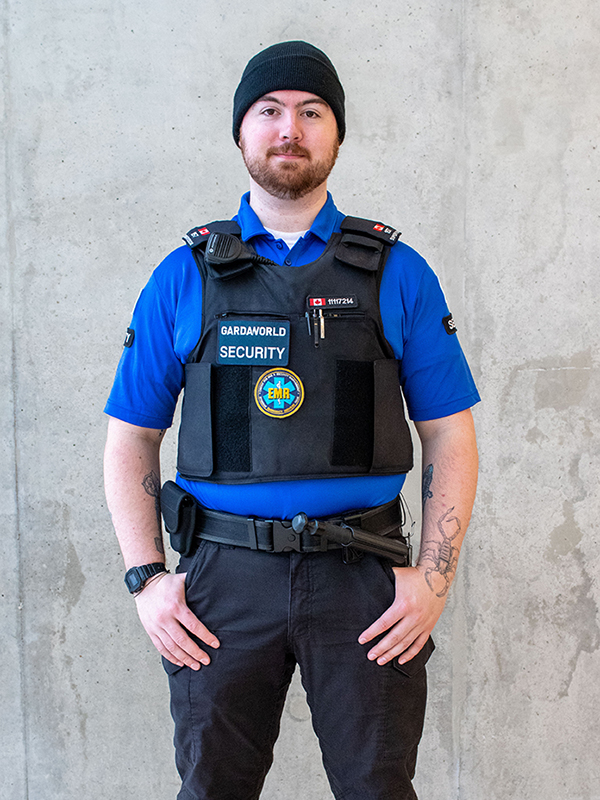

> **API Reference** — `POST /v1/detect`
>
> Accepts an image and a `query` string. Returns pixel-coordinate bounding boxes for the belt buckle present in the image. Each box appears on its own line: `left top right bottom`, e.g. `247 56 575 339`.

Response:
271 520 303 553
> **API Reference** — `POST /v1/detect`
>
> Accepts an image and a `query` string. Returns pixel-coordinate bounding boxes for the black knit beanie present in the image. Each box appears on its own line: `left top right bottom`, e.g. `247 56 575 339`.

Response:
232 41 345 144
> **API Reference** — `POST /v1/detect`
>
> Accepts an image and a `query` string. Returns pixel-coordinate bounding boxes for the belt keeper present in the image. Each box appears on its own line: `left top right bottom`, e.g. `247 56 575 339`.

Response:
247 518 259 550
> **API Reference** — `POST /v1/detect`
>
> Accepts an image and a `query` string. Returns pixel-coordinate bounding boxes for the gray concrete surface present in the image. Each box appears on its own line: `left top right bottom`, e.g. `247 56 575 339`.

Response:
2 0 599 798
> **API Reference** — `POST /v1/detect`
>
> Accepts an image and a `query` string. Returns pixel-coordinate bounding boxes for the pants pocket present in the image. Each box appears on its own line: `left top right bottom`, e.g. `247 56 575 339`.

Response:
182 538 209 592
161 655 193 676
392 636 435 677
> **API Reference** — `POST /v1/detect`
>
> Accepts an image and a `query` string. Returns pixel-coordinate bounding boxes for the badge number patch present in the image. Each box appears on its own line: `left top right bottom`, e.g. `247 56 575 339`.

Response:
307 295 358 310
254 369 304 418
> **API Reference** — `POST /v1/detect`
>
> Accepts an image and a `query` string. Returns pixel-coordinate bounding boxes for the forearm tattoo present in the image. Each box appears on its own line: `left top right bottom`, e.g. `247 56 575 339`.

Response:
421 507 462 597
420 463 461 597
422 464 434 507
142 470 164 554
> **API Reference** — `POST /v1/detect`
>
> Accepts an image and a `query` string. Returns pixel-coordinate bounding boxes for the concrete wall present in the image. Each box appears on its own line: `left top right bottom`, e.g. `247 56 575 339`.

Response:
2 0 599 798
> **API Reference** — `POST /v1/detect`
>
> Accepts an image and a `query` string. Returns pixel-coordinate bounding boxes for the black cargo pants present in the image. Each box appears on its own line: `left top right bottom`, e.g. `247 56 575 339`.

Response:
163 539 433 800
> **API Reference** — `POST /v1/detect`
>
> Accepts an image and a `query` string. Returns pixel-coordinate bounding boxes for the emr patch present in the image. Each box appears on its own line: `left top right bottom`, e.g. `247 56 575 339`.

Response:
254 368 304 418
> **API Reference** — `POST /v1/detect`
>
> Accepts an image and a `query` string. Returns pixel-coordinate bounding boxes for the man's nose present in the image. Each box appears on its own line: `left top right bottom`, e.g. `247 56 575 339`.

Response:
279 113 302 141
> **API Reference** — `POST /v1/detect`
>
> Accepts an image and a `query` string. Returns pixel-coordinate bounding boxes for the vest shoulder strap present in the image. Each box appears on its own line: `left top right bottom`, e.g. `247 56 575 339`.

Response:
183 220 242 249
184 217 399 249
337 216 401 272
340 216 401 246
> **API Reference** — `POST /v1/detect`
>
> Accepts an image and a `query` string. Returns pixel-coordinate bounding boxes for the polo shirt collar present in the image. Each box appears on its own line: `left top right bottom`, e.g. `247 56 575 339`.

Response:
234 192 341 244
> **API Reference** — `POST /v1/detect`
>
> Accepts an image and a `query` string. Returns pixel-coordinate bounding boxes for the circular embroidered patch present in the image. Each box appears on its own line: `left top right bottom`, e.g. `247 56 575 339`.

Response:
254 368 305 418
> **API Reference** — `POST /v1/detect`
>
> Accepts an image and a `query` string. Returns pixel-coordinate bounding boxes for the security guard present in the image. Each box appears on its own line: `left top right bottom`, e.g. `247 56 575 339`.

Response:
104 41 479 800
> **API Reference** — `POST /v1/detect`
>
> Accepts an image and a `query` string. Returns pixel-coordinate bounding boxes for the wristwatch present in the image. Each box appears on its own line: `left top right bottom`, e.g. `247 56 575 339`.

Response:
124 562 167 595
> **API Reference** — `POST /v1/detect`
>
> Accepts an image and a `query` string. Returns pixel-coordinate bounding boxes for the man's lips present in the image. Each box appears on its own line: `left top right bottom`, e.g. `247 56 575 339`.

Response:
267 146 309 160
273 155 305 164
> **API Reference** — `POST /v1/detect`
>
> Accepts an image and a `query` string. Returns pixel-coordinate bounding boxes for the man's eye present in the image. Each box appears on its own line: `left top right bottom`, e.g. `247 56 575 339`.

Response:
261 107 278 116
303 109 320 118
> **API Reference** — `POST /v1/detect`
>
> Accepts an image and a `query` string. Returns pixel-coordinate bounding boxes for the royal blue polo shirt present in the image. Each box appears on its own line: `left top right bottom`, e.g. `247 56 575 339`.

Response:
105 193 480 518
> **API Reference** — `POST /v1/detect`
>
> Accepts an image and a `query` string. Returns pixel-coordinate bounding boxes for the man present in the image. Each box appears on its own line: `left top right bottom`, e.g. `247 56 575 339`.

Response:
104 41 479 800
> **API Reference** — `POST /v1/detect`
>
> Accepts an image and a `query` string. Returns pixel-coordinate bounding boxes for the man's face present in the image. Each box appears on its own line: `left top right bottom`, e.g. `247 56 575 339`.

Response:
239 90 340 201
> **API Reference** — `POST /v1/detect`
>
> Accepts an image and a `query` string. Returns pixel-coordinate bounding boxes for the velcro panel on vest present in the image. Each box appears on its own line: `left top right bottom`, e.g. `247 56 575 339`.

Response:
331 360 375 467
335 234 384 272
371 359 414 472
177 363 213 477
212 365 251 473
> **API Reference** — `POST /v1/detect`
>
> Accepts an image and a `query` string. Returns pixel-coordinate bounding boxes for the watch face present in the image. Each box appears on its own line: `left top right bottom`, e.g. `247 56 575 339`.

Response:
124 568 143 593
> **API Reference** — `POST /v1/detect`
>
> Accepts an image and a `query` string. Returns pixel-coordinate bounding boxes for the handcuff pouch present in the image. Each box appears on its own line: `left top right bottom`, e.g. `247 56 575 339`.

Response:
161 480 198 557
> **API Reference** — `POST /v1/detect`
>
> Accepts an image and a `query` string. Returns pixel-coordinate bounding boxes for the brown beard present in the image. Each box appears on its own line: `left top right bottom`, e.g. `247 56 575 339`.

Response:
240 139 340 200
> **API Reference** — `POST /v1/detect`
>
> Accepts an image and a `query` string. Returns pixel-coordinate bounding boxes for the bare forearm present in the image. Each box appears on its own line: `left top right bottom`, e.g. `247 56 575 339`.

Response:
415 409 478 596
359 409 478 665
104 417 219 667
104 417 167 568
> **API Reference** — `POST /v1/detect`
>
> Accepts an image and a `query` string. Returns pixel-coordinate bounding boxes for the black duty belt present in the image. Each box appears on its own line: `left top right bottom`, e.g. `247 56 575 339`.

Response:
160 480 408 563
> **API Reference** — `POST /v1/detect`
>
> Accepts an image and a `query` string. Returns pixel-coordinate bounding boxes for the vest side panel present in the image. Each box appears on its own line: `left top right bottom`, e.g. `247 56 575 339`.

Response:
177 362 214 477
371 359 414 472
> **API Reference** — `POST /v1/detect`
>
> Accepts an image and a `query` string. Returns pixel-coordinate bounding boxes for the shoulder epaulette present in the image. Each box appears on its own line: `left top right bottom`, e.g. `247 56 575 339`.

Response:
183 220 242 249
340 216 401 246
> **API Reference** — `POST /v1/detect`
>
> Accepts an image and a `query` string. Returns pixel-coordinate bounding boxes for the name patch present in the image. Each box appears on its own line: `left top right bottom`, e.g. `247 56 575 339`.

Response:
254 368 304 418
217 320 290 365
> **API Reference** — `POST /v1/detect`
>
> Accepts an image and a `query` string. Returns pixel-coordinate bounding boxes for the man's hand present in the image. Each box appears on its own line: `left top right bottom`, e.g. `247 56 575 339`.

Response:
135 572 220 670
358 566 446 666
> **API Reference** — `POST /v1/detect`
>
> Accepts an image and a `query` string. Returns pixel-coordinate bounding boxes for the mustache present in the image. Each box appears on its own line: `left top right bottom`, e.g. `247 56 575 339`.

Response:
266 144 310 157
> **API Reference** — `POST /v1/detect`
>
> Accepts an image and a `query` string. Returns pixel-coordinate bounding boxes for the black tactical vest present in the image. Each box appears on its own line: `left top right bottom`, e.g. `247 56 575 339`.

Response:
177 216 413 484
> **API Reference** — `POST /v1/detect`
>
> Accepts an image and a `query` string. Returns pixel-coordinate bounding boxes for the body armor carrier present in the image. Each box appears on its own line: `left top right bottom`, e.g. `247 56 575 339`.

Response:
177 216 413 484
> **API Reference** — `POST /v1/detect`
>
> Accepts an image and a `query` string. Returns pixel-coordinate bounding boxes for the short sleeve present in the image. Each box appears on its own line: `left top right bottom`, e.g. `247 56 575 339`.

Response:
379 243 480 421
104 246 202 428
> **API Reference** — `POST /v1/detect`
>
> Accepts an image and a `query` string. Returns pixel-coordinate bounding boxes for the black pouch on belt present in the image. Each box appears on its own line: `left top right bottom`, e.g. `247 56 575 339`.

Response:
161 480 198 557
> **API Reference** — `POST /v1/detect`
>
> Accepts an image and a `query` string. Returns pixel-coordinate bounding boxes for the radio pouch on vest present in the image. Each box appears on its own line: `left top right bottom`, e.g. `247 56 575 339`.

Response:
161 480 198 557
